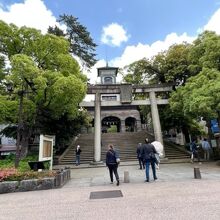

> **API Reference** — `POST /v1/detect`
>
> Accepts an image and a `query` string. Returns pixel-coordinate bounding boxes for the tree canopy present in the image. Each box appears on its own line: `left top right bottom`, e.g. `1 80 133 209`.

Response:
48 14 97 69
170 68 220 119
170 31 220 120
122 31 220 138
0 20 88 158
122 42 191 85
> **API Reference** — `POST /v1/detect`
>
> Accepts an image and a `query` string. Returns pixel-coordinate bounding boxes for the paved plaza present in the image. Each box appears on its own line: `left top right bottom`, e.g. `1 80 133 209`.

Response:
1 162 220 220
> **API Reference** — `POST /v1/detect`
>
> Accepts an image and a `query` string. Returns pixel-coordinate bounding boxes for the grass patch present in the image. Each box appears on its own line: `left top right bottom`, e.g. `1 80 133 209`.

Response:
107 125 117 133
0 154 56 182
0 154 38 171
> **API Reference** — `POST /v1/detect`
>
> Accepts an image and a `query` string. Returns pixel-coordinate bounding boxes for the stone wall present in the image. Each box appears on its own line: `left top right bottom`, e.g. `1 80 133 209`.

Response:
0 168 71 194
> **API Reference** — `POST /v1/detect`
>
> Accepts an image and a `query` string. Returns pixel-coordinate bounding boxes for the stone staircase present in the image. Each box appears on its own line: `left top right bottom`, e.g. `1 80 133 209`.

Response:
58 131 190 165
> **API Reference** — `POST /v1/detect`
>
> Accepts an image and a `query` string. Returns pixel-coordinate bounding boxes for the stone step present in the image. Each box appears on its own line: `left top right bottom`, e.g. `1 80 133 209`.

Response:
59 131 189 165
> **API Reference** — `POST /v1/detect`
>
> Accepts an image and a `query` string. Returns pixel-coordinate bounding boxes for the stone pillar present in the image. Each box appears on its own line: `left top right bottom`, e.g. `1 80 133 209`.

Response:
149 91 165 157
94 92 101 162
121 120 126 132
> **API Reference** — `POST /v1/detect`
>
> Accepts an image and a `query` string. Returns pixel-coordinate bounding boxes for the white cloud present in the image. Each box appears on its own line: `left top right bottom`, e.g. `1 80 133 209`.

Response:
87 32 195 84
204 8 220 34
101 23 129 47
0 0 64 34
2 0 219 87
111 32 195 69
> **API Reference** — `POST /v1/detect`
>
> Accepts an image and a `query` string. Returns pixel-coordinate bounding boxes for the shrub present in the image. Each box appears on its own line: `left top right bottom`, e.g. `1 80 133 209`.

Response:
0 168 17 182
0 154 39 171
1 170 56 182
0 154 56 182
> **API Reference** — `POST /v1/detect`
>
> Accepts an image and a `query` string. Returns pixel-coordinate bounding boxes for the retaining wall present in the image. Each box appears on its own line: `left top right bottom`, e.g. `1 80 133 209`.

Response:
0 168 71 194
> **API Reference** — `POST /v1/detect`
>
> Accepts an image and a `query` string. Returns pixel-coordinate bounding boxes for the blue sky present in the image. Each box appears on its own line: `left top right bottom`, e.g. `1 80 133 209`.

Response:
46 0 220 60
0 0 220 82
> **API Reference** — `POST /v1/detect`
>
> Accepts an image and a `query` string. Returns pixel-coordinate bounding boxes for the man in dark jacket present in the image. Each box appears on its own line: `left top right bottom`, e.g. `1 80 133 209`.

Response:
141 138 158 182
137 143 145 169
106 144 120 186
190 139 200 163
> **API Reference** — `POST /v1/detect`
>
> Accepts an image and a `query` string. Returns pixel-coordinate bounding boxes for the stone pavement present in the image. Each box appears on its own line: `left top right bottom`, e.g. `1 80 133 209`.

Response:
0 161 220 220
62 161 220 187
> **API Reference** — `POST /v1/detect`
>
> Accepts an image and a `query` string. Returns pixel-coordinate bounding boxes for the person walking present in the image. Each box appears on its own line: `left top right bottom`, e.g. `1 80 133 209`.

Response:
151 141 164 169
75 145 81 166
201 138 211 161
136 143 145 170
190 139 200 163
106 144 120 186
141 138 158 182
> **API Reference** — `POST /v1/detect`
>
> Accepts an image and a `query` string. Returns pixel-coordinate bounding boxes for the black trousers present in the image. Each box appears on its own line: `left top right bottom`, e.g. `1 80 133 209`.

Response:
138 157 145 169
108 164 119 182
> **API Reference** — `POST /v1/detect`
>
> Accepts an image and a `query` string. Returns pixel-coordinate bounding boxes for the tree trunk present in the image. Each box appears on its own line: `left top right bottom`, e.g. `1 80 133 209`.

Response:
20 126 31 158
15 94 24 168
14 93 32 168
206 120 213 143
181 125 190 143
14 125 32 168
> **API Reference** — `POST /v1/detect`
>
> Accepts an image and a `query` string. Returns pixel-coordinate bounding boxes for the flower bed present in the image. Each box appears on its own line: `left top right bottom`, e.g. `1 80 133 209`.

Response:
0 167 71 194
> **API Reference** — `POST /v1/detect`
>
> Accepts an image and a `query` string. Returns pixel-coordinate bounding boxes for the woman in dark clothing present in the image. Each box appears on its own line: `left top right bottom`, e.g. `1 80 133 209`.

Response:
106 144 120 186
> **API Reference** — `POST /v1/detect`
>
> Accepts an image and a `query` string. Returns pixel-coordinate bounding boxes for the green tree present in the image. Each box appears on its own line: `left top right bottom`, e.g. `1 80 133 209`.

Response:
122 43 191 85
48 14 97 69
164 43 192 84
0 20 87 167
170 68 220 121
188 31 220 74
122 42 203 138
122 58 153 84
170 31 220 124
0 55 5 81
37 109 92 153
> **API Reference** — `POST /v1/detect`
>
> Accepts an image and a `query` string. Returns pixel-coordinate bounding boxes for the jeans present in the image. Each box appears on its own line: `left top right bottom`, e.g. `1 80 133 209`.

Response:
145 159 157 181
76 155 80 165
108 164 119 182
191 151 200 162
204 150 210 160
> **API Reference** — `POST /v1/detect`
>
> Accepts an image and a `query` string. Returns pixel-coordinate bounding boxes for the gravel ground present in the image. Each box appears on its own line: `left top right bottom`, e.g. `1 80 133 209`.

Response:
0 162 220 220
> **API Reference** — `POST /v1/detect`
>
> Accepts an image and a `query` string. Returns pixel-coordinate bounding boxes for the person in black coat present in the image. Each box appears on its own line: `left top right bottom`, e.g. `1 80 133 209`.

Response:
137 143 145 169
106 144 120 186
141 138 158 182
75 145 81 166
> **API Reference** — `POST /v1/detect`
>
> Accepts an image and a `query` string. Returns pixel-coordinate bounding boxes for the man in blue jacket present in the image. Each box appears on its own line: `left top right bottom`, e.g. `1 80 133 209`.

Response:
201 138 211 161
141 138 158 182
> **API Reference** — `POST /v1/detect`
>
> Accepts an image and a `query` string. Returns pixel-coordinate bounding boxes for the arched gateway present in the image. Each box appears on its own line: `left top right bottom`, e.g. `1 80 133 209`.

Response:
80 66 173 164
102 116 121 133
